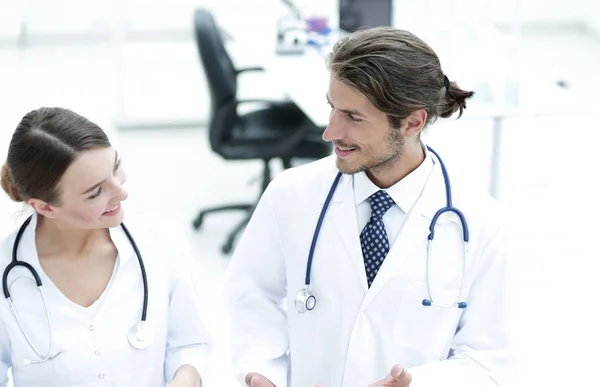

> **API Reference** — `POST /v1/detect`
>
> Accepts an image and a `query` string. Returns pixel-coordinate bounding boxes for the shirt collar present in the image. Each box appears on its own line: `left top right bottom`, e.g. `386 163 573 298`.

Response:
353 148 434 213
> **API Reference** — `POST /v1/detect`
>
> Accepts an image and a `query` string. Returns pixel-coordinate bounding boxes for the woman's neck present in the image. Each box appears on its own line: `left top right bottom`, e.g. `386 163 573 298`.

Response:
35 215 110 257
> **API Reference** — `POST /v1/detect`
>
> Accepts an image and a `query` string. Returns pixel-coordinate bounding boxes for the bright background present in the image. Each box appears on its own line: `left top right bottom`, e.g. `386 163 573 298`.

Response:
1 1 599 386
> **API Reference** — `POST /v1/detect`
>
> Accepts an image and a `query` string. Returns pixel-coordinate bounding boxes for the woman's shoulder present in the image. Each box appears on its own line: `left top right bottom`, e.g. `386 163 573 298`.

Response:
118 212 193 254
118 213 197 280
0 212 38 274
120 212 184 237
0 225 20 270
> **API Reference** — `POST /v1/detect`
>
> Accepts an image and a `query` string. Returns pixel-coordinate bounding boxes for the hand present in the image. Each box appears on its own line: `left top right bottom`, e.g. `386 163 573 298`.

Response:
314 365 411 387
167 364 202 387
245 372 276 387
366 365 412 387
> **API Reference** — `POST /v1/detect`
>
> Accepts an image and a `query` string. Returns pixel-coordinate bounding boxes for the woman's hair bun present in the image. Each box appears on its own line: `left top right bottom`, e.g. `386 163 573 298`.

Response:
1 162 24 202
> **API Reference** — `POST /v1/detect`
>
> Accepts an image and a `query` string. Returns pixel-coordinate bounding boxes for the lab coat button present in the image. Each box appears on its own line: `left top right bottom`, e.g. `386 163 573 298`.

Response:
94 350 101 356
89 325 95 331
98 373 104 379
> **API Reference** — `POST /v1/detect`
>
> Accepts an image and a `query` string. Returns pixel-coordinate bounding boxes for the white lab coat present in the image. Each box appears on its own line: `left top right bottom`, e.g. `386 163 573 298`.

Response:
226 151 514 387
0 212 213 387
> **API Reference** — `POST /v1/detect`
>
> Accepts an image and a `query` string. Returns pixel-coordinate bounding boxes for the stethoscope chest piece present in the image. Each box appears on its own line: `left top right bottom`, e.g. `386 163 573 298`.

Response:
295 286 316 314
127 322 154 350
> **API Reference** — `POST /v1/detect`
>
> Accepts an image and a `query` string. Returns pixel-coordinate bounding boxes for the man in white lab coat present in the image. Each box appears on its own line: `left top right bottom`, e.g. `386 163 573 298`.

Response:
226 26 514 387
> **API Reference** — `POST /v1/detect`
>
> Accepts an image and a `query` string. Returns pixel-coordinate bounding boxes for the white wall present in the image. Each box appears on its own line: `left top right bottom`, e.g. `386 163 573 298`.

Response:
0 3 24 43
585 4 600 36
484 0 587 26
0 0 335 42
393 0 593 36
0 0 597 43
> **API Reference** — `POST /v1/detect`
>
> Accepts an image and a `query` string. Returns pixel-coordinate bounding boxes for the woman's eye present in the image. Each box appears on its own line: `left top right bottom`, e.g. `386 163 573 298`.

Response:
89 186 103 199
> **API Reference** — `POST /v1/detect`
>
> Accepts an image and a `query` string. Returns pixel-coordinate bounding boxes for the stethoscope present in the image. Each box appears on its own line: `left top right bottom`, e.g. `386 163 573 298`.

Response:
295 146 469 314
1 214 153 365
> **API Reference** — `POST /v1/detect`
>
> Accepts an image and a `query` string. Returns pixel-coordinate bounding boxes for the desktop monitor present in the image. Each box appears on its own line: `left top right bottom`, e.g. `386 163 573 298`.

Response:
339 0 393 32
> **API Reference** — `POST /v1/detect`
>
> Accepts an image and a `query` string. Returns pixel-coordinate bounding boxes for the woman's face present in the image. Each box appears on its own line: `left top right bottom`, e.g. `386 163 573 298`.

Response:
43 147 129 230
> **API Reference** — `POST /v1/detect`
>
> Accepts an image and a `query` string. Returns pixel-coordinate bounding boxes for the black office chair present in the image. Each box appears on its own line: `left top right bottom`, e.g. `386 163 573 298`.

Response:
192 9 332 254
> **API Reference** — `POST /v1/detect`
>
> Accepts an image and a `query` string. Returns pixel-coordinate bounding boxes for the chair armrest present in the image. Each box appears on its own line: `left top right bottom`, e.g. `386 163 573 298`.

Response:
218 27 234 42
235 66 265 75
236 99 289 106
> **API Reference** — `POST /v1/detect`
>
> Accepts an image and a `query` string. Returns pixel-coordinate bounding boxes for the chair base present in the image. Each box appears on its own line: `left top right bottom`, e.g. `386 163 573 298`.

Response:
220 207 255 254
191 204 254 229
192 203 254 254
192 158 283 254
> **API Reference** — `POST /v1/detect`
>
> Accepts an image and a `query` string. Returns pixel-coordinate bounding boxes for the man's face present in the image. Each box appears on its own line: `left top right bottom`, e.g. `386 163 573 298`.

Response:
322 76 405 175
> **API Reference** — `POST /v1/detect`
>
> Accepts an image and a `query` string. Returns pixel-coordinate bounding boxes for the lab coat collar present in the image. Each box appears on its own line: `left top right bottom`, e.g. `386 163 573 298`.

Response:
352 151 434 214
317 161 354 205
317 147 459 225
108 220 135 266
416 147 461 225
20 212 40 268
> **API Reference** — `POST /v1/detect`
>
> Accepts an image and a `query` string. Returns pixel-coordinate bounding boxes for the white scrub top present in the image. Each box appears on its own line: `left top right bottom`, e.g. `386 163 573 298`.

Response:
0 212 213 387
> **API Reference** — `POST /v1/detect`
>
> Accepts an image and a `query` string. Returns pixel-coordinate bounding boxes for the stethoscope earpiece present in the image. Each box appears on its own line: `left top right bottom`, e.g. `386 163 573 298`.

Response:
422 299 468 309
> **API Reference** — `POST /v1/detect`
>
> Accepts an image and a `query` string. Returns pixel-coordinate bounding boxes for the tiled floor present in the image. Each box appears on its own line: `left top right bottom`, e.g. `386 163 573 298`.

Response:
0 24 599 386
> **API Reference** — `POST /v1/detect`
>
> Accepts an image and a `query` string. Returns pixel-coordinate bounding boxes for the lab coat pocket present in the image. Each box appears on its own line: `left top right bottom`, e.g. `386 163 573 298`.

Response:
393 280 463 364
131 323 166 372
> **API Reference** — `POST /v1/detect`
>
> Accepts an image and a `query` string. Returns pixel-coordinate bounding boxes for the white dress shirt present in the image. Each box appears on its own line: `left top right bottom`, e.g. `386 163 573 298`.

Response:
353 152 434 243
0 212 213 387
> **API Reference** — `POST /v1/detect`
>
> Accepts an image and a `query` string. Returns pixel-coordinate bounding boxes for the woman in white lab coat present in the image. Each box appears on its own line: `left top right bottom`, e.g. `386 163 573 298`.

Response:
0 107 213 387
226 27 514 387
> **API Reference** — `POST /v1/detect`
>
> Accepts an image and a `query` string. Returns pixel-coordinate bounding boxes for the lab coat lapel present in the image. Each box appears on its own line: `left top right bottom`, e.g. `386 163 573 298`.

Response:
361 161 447 307
108 222 136 267
324 173 369 295
94 222 140 316
360 202 430 307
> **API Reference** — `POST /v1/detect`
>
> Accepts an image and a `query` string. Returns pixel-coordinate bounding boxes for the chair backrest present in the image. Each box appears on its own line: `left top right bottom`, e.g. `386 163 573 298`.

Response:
193 9 238 152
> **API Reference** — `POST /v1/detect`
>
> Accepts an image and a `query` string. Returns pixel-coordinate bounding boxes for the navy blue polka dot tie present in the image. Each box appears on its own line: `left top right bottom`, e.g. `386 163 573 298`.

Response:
360 190 395 288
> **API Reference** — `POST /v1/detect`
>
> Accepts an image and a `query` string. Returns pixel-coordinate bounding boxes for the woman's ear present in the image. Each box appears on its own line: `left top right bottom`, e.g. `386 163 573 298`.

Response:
28 199 57 219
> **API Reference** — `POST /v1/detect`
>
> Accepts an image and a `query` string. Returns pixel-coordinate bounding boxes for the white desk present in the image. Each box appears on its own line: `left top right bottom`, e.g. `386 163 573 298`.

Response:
263 47 333 127
261 42 590 199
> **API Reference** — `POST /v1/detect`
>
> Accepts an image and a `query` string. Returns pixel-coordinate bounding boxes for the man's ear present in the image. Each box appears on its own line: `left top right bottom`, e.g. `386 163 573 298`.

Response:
401 109 427 138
